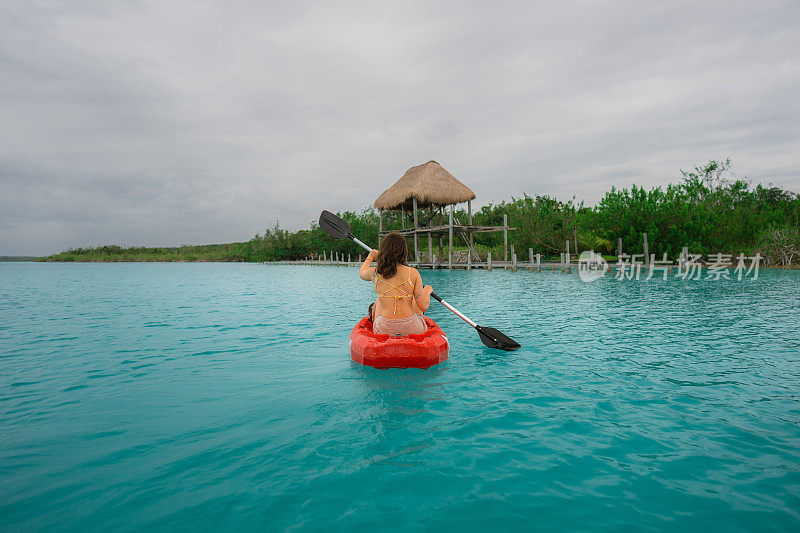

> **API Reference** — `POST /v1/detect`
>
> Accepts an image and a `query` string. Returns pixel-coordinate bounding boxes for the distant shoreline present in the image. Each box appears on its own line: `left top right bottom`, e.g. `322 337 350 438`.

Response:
18 254 800 270
27 161 800 268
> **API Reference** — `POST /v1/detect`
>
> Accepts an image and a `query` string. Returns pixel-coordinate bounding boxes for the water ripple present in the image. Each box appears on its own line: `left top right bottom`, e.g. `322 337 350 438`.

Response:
1 263 799 531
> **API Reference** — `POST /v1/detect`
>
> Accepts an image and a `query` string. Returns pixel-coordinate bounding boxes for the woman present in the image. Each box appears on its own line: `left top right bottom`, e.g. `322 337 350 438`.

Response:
359 232 433 336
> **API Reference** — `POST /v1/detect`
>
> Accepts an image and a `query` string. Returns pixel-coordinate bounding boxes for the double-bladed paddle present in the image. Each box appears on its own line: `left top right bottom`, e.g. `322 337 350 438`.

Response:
319 210 521 351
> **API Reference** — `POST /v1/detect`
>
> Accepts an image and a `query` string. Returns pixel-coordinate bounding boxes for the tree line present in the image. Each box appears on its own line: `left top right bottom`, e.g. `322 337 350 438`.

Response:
42 160 800 265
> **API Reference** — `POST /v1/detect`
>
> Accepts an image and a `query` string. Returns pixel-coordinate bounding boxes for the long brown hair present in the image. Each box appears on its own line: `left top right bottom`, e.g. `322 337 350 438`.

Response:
376 232 408 278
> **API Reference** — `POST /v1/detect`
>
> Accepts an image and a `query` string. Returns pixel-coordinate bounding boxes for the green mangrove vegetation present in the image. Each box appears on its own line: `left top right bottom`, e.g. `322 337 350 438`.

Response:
41 160 800 265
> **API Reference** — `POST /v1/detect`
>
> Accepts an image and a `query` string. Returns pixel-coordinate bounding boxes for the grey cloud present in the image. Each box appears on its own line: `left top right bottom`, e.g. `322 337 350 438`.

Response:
1 0 799 255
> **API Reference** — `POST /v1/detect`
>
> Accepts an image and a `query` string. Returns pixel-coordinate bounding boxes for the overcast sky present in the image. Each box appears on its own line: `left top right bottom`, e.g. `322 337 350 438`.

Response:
2 1 799 255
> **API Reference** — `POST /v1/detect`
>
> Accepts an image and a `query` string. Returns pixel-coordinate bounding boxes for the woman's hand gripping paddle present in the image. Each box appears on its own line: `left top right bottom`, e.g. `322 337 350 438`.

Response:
319 210 521 351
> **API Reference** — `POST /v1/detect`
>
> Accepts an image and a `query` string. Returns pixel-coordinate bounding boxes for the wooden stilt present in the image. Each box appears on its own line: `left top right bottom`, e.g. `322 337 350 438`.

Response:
413 197 419 263
438 207 444 267
448 206 453 270
468 199 474 266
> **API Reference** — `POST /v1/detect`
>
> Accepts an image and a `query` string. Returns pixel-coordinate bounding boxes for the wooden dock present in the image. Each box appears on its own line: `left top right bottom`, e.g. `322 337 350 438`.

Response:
267 258 686 274
281 235 703 274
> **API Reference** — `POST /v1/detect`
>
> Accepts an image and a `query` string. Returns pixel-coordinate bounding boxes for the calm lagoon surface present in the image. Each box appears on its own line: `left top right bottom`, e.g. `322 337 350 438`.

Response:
1 262 799 531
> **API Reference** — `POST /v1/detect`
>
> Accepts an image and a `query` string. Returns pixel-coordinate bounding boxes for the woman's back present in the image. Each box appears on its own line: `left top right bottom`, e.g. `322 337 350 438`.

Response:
373 264 418 318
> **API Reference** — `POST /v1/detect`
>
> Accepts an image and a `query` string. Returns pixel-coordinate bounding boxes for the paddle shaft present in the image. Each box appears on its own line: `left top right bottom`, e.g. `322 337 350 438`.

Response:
351 236 371 251
429 292 478 328
350 235 478 328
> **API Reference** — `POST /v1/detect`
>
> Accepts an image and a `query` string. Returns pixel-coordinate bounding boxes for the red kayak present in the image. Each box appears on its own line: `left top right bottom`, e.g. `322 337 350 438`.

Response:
349 316 449 369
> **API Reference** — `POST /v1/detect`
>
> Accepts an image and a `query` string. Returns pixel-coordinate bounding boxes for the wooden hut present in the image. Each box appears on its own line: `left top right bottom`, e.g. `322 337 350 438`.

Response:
375 161 512 269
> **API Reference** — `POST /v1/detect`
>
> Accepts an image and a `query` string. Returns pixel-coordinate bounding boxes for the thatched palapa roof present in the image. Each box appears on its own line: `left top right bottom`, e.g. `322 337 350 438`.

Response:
374 161 476 211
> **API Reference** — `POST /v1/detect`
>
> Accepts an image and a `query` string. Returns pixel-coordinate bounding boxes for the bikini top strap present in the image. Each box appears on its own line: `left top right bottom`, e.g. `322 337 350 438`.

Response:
373 268 414 298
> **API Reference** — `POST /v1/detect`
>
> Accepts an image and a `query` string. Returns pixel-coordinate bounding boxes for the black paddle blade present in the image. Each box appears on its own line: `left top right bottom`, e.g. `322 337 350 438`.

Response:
476 325 521 351
319 210 352 239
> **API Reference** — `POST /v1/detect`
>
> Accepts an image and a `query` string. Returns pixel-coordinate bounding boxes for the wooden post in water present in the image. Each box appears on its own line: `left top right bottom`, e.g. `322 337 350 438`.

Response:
560 252 565 271
537 253 542 272
512 251 517 271
428 230 433 265
503 214 508 263
448 206 454 270
413 197 419 263
487 252 492 271
617 238 622 258
566 239 570 265
529 248 534 270
509 245 515 270
358 254 362 263
643 232 650 268
323 251 326 262
679 246 688 273
432 254 437 270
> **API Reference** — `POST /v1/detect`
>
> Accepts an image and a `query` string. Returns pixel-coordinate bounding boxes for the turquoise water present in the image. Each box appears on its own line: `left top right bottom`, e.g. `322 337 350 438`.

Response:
1 263 799 531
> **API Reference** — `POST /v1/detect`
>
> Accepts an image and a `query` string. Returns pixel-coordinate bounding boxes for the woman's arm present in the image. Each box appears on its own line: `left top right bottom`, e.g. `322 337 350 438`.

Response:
413 268 433 312
359 249 379 281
